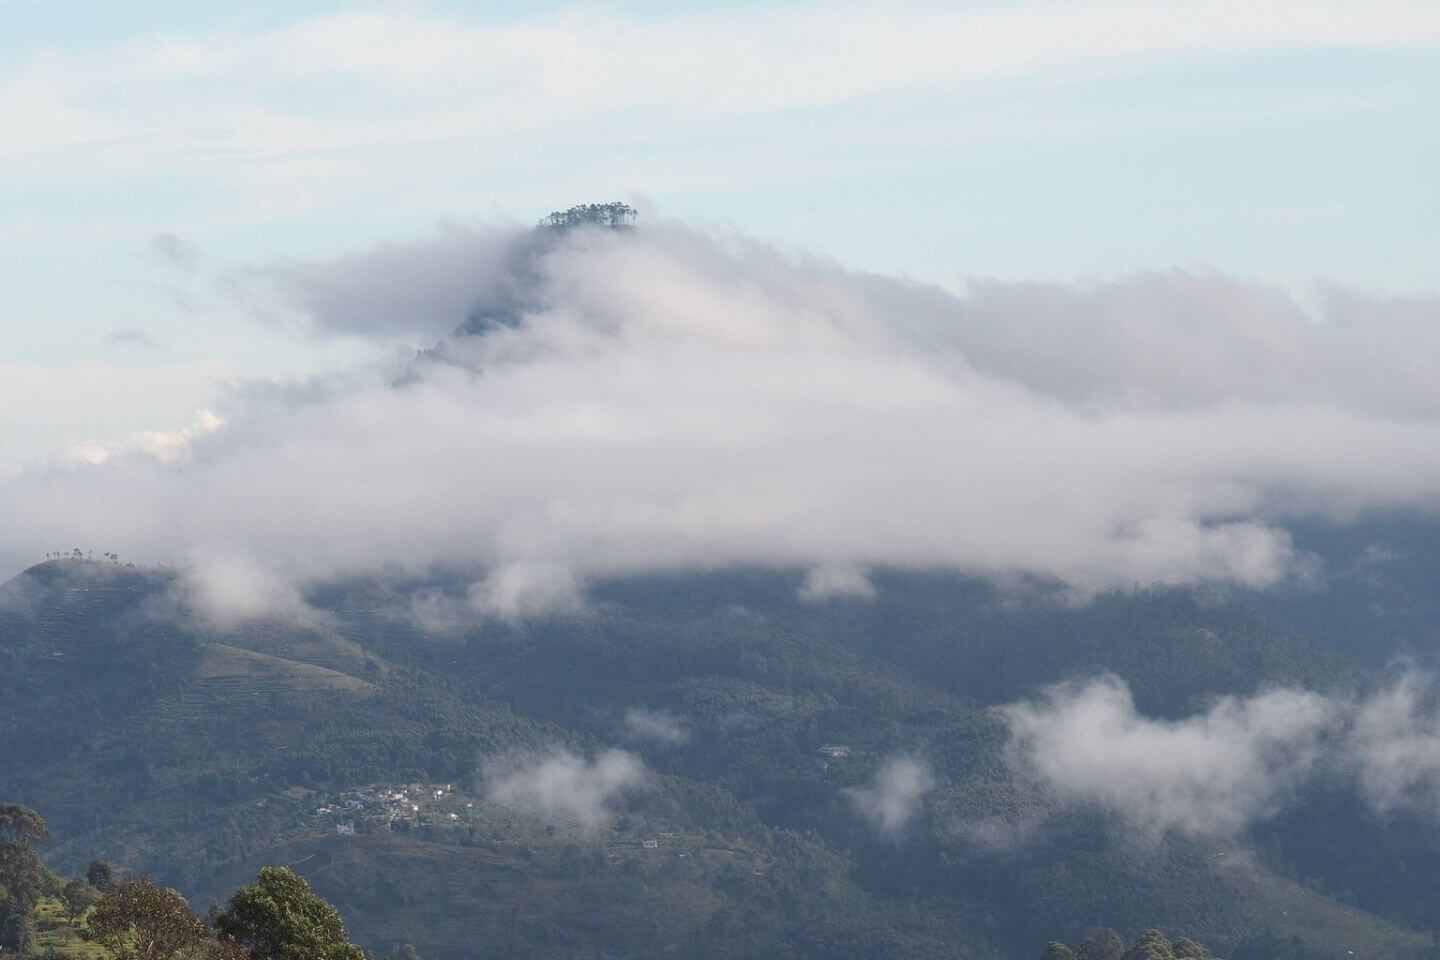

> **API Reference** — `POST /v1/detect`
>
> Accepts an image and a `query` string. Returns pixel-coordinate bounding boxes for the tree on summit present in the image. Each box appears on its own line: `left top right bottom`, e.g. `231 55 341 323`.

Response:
537 202 637 230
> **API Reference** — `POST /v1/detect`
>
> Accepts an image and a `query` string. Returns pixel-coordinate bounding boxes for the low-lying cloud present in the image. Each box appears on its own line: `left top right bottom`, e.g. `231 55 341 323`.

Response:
5 218 1440 615
483 747 649 830
180 548 322 628
799 563 876 602
1002 671 1440 837
845 756 936 836
1348 671 1440 815
624 707 689 746
1002 675 1337 837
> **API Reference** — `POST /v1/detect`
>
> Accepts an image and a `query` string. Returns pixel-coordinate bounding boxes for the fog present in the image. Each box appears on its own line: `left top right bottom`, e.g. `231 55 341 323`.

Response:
4 218 1440 621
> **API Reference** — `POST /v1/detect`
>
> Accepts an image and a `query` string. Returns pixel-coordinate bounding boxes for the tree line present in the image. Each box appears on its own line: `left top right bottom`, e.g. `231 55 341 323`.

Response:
536 202 636 230
1039 927 1215 960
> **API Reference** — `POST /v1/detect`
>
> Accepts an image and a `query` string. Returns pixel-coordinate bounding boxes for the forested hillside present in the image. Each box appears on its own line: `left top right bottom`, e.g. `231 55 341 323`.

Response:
2 558 1437 959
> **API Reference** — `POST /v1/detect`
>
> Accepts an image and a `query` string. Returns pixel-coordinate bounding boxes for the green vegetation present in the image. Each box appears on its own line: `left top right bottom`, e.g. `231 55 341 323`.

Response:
536 201 637 230
29 895 109 960
213 868 364 960
2 808 362 960
1039 927 1217 960
2 561 1437 959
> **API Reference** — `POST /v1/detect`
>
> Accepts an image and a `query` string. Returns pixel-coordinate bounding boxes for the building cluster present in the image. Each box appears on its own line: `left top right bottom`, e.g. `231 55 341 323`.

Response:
313 781 474 834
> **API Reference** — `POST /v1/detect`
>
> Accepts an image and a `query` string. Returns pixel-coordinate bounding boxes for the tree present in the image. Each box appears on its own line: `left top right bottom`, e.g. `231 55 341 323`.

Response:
1123 929 1177 960
1173 938 1211 960
63 876 101 925
1041 941 1078 960
213 868 365 960
0 804 50 851
0 804 50 952
88 859 116 893
1078 927 1126 960
384 945 420 960
88 875 208 960
537 202 637 230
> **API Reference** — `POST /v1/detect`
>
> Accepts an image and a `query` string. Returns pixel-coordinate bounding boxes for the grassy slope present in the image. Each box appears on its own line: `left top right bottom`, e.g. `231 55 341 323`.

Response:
28 897 108 960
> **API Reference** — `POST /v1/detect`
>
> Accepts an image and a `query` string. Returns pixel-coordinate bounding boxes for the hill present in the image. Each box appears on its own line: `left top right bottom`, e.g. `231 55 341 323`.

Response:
1 558 1436 959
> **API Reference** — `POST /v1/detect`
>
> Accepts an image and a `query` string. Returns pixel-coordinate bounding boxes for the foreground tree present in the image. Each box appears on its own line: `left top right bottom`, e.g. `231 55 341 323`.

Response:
1172 937 1211 960
88 875 209 960
1078 927 1126 960
1123 929 1178 960
1044 927 1211 960
63 876 102 924
88 858 116 893
0 804 50 952
214 867 364 960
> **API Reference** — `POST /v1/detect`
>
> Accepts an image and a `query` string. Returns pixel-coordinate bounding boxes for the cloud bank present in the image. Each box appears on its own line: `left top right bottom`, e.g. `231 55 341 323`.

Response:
4 219 1440 617
483 748 649 830
1002 671 1440 837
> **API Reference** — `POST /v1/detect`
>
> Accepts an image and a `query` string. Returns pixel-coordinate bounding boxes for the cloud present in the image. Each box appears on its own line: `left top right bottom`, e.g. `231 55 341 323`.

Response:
151 233 199 271
50 409 224 469
1001 675 1338 837
6 2 1438 165
844 756 936 836
799 563 876 602
406 587 472 635
246 223 531 342
1346 671 1440 815
179 548 319 628
4 220 1440 612
624 707 689 746
103 327 161 350
483 748 649 830
467 561 583 621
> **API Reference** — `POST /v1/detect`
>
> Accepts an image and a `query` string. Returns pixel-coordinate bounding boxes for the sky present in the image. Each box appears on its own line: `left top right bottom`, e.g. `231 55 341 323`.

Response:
2 0 1440 605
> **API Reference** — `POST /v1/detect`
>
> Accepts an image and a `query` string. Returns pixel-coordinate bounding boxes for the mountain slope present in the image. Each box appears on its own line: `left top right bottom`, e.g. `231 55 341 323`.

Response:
0 559 1433 960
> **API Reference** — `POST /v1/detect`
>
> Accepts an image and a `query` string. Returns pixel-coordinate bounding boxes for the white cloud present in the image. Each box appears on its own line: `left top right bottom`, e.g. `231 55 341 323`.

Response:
52 409 225 469
179 548 317 628
1001 675 1338 837
844 756 936 836
799 563 876 602
3 221 1440 602
468 561 584 621
1346 671 1440 816
483 748 649 830
1002 671 1440 835
5 2 1437 165
624 707 689 746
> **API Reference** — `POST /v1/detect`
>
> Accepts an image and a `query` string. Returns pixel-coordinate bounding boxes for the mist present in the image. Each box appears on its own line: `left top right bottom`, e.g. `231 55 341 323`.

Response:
4 218 1440 621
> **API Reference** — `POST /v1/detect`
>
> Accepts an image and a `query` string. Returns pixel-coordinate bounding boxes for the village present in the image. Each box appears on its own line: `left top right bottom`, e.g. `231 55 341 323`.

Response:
307 780 717 858
311 780 478 836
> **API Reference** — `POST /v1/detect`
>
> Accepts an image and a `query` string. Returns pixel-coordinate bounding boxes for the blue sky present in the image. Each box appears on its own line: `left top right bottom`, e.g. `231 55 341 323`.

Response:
2 0 1438 472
